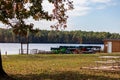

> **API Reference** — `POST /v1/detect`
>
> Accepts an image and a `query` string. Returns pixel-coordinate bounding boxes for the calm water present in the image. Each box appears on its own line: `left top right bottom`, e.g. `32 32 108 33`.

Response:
0 43 104 55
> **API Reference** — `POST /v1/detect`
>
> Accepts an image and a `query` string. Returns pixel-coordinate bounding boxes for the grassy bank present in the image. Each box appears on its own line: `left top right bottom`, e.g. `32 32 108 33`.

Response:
2 53 120 80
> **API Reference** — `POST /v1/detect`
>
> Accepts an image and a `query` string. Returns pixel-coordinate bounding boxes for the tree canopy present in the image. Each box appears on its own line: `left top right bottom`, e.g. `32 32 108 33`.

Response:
0 0 73 31
1 28 120 44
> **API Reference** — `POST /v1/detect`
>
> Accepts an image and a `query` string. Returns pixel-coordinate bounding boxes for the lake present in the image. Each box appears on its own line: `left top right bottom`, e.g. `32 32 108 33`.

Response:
0 43 104 55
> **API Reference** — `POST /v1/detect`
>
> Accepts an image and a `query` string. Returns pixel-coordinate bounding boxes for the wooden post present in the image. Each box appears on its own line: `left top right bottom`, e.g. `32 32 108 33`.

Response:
5 51 7 55
21 42 23 54
27 42 29 55
26 28 29 55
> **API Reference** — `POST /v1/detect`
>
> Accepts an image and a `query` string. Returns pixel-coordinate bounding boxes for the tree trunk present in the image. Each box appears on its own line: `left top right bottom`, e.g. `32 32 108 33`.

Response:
0 50 16 80
0 50 7 78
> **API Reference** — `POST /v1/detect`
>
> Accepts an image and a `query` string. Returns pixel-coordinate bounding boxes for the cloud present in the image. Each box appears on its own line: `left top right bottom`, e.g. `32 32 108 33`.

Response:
67 6 91 16
42 0 117 17
90 0 111 3
68 0 117 17
68 0 90 16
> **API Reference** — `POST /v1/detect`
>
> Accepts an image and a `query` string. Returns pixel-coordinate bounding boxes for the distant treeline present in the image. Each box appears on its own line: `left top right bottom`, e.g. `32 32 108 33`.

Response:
0 28 120 44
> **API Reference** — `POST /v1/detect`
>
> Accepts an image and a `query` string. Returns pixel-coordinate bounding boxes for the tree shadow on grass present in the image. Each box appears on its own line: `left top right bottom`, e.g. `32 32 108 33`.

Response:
12 71 120 80
0 75 16 80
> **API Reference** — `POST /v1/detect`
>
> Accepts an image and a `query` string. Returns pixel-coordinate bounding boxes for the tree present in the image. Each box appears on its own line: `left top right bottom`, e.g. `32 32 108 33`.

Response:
0 0 73 79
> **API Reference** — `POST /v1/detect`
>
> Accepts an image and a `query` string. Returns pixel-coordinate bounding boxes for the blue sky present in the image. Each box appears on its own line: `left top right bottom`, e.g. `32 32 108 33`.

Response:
0 0 120 34
66 0 120 33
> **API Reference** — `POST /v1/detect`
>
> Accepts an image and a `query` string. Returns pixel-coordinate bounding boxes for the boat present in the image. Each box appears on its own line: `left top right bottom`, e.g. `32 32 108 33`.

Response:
51 45 101 54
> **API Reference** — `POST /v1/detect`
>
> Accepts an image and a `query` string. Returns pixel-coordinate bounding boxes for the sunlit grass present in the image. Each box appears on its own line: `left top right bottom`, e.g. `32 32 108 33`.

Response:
2 53 120 80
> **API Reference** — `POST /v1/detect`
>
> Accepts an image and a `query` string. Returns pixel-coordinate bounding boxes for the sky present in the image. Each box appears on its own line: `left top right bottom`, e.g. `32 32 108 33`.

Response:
66 0 120 33
0 0 120 34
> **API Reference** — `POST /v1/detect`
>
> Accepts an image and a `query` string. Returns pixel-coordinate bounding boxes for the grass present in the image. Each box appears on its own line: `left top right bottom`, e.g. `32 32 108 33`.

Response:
2 53 120 80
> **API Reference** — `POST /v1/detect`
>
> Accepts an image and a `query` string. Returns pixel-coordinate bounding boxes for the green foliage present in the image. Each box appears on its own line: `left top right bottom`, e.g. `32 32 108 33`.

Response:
0 0 73 29
0 28 120 43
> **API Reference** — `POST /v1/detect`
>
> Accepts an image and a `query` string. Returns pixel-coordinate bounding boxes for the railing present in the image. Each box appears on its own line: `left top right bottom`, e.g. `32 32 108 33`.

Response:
19 49 29 54
19 49 52 54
